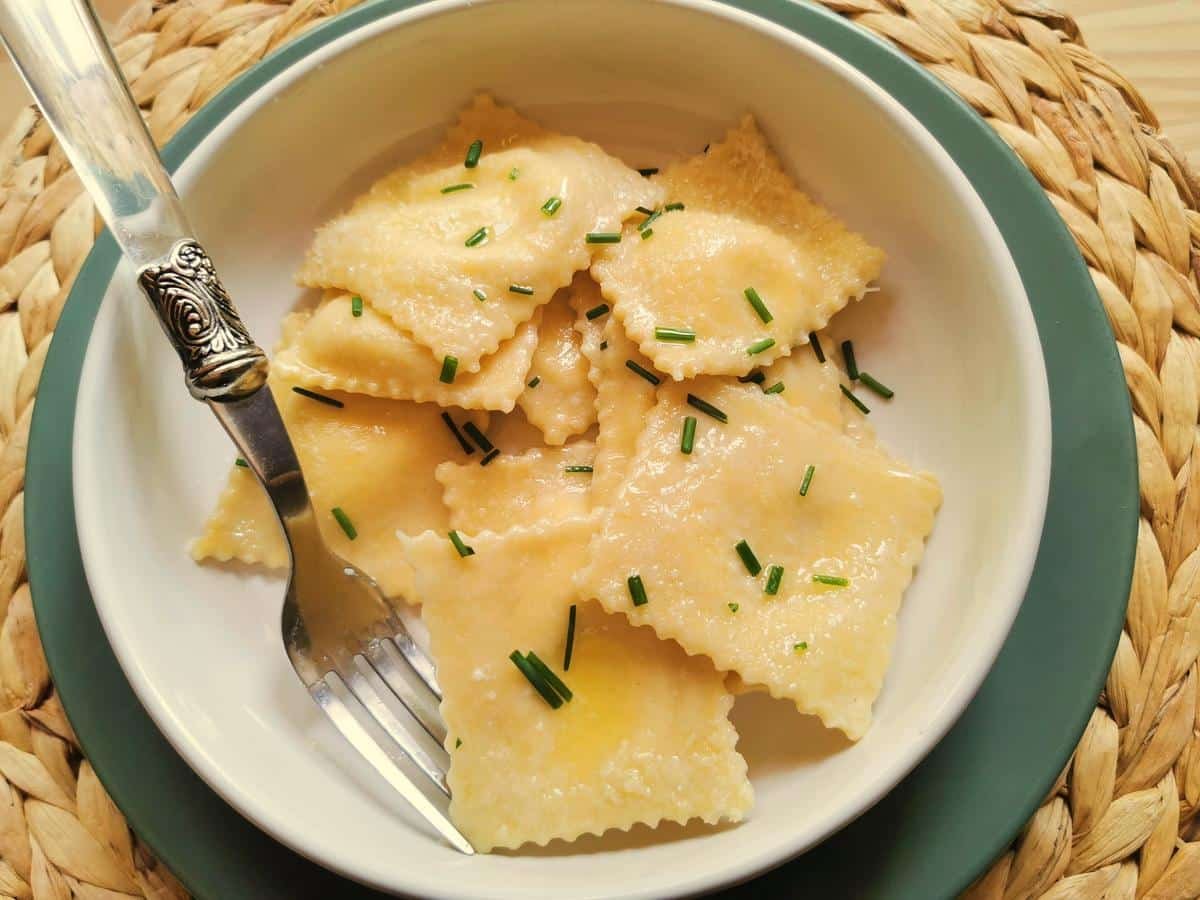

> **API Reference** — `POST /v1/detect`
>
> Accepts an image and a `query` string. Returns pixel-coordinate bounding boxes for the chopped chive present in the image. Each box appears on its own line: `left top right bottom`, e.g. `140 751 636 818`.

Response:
746 337 776 355
735 539 762 576
440 412 475 455
794 642 809 653
841 340 859 380
331 507 357 540
473 288 487 302
799 464 816 496
439 355 458 384
858 372 894 399
640 228 654 240
664 202 685 212
563 604 577 671
480 448 500 466
812 574 849 587
440 182 474 194
638 209 663 231
586 232 622 244
728 603 739 613
448 530 475 558
541 196 562 216
464 226 488 247
291 386 344 408
462 421 494 453
635 205 655 215
763 381 785 395
351 294 363 317
526 651 573 702
637 167 659 176
680 416 697 455
455 738 462 748
599 340 609 350
626 359 661 386
509 283 535 295
840 384 871 415
509 651 562 708
655 326 696 343
810 332 826 363
527 376 541 389
628 574 649 606
765 565 784 596
739 371 766 384
564 465 594 473
687 393 727 424
234 457 249 468
744 287 774 324
585 303 610 320
464 139 483 168
508 167 520 180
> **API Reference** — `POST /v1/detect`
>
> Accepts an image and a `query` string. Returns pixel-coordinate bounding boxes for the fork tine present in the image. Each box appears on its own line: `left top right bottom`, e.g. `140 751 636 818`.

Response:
311 676 474 854
343 659 450 796
389 607 442 699
366 639 447 744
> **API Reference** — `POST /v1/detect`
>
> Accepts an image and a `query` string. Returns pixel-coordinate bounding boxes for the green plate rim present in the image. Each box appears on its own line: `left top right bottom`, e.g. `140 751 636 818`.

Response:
25 1 1137 897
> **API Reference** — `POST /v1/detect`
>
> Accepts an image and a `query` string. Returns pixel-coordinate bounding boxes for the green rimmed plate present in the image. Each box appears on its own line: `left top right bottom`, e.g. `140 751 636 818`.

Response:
26 0 1135 897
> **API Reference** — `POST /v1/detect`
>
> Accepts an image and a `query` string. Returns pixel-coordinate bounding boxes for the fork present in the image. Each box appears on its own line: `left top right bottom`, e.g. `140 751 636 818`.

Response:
0 0 473 855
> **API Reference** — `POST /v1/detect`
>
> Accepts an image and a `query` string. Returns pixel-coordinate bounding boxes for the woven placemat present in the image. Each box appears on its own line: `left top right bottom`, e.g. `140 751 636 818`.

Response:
0 0 1194 897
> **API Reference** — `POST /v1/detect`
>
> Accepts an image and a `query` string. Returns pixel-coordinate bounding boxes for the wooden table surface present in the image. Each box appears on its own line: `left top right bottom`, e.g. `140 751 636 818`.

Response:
0 1 1196 162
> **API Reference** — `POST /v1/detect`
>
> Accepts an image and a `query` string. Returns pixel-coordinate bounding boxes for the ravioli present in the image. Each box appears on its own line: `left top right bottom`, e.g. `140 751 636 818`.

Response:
401 518 752 851
591 116 884 379
515 278 598 444
298 94 663 372
274 293 540 410
437 442 594 532
191 379 483 598
575 380 940 739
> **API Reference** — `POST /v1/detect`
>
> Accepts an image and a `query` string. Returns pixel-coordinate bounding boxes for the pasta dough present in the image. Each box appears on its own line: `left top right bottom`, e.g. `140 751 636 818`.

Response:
575 380 940 739
191 379 484 598
401 518 752 851
274 293 540 410
592 117 884 379
298 94 662 372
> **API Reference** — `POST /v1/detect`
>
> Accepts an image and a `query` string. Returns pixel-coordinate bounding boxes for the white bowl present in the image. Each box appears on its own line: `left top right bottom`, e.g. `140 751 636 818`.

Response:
72 0 1051 896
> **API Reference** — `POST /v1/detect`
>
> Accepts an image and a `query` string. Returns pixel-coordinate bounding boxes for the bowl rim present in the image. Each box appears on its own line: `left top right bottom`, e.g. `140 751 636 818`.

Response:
67 0 1050 896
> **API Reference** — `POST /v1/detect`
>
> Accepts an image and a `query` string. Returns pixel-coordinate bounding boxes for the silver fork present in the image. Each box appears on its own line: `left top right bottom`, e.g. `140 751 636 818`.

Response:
0 0 473 855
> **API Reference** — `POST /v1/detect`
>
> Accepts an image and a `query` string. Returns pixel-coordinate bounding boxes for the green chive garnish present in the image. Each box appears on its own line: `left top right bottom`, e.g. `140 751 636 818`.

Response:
735 539 762 576
812 574 849 587
525 651 572 702
626 359 661 386
508 167 520 180
480 448 500 466
473 288 487 302
351 294 363 317
794 642 809 653
764 382 785 395
441 183 474 194
465 226 488 247
455 738 462 748
586 304 610 320
744 287 774 324
799 465 816 496
640 228 654 240
234 457 249 468
464 139 482 168
858 372 894 399
680 416 697 455
291 386 343 408
656 326 696 343
563 604 577 671
586 232 622 244
564 465 594 473
664 202 685 211
527 376 541 389
448 530 475 558
810 332 826 363
541 196 562 216
509 284 534 295
462 421 494 453
687 393 727 423
746 337 776 355
637 167 659 176
840 384 871 414
635 205 655 215
599 340 609 350
628 574 649 607
739 371 765 384
842 340 859 380
638 209 662 232
332 507 357 540
439 355 458 384
728 603 739 613
509 651 562 708
765 565 784 596
440 412 474 455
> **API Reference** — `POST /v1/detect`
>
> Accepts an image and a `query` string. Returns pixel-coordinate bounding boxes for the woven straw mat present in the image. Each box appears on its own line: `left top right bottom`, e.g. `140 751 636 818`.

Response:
0 0 1194 897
